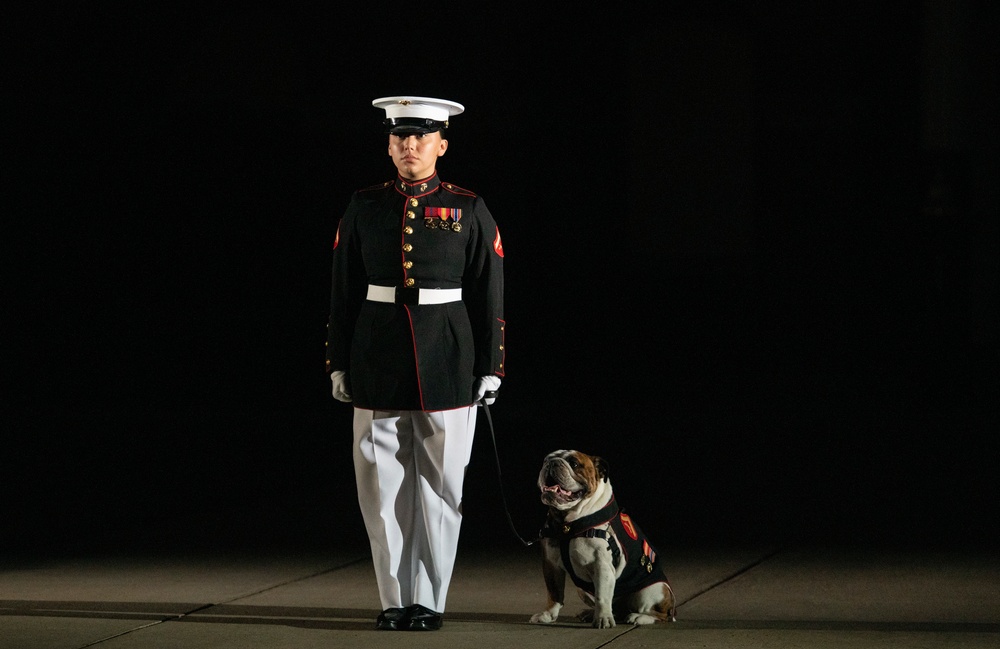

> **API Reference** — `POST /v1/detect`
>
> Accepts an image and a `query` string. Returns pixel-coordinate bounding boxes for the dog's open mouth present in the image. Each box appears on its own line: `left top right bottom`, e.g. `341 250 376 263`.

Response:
541 483 582 502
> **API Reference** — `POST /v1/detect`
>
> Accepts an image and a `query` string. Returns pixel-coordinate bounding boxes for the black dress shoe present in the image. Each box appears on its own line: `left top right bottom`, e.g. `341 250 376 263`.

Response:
375 607 409 631
405 604 443 631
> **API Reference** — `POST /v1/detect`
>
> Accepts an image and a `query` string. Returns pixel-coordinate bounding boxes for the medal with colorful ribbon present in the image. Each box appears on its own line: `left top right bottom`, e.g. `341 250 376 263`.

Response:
424 207 463 232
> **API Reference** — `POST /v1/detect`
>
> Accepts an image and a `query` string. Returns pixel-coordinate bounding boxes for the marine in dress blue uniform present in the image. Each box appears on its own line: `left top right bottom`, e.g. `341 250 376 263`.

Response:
326 96 504 631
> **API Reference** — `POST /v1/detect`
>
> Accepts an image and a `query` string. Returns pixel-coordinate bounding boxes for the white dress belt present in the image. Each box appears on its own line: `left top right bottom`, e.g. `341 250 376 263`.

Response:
366 284 463 305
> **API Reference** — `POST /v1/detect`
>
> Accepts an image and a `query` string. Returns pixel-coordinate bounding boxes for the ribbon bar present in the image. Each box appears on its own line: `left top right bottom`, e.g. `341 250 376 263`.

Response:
424 207 462 221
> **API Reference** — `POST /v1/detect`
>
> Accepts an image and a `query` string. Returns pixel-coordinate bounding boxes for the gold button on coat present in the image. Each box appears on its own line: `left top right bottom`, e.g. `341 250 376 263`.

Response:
405 278 415 287
403 243 412 252
410 198 419 207
403 261 413 269
407 210 416 219
404 226 413 235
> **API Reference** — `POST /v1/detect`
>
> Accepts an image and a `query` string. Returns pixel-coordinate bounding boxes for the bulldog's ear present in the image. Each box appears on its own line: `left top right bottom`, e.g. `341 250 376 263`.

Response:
594 456 610 481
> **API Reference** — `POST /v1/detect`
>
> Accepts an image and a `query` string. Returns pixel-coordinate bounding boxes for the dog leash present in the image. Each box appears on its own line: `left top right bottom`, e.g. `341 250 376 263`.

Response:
480 398 540 547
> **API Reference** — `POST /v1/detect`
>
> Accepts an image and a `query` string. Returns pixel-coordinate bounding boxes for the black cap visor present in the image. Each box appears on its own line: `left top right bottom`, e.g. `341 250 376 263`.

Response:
385 117 447 135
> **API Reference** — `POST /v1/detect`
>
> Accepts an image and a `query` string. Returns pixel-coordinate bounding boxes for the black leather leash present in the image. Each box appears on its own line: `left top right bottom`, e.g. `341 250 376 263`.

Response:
480 397 540 547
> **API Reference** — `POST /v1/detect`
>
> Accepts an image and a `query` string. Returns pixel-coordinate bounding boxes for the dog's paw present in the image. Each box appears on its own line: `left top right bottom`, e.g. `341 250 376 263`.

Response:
625 612 658 625
529 611 557 624
593 614 616 629
580 607 616 629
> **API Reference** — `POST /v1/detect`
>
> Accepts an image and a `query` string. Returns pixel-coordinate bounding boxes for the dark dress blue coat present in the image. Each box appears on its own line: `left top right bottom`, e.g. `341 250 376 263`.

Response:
326 172 505 411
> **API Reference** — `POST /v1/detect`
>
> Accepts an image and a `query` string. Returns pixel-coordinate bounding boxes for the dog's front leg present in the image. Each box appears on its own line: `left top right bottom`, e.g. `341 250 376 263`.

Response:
529 543 565 624
590 558 617 628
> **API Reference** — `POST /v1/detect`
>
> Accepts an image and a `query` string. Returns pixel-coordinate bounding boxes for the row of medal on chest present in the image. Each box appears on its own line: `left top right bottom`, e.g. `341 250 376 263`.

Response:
405 198 463 233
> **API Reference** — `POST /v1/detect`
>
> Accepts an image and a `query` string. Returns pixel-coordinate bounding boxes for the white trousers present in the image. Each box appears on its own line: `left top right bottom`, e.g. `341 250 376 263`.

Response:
352 406 477 613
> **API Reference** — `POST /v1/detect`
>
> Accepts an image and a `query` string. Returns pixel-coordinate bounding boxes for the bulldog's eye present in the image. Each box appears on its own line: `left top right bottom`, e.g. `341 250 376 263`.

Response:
567 458 580 469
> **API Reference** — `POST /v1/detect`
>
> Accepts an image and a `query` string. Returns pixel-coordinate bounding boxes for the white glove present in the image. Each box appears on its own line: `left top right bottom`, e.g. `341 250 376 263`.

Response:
473 375 501 406
330 371 352 402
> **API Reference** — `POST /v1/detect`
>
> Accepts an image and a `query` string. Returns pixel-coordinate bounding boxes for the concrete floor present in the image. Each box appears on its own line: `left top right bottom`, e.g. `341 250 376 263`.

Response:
3 535 998 649
5 399 997 648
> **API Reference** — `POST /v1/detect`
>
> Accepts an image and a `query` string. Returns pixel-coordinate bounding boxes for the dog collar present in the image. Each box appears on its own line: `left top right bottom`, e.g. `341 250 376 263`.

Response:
541 497 620 539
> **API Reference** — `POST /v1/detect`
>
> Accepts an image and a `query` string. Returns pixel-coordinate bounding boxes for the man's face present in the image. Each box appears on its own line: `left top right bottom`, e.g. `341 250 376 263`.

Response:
388 131 448 180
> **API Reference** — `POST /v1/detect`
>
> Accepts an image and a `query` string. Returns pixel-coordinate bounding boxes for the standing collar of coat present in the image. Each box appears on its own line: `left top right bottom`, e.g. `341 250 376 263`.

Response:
396 172 441 198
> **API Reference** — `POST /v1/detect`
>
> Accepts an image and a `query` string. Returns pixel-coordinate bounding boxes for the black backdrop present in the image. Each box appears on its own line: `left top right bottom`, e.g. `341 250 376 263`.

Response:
6 3 997 555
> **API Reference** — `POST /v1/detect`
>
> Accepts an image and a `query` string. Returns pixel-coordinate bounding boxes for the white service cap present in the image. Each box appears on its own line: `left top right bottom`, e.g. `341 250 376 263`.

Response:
373 96 465 134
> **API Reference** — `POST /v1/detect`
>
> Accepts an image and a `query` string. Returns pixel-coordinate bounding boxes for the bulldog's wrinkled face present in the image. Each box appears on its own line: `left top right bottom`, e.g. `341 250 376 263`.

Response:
538 450 609 511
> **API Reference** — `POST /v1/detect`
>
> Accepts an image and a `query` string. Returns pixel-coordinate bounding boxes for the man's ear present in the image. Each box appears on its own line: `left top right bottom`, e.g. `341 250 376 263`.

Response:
438 138 448 157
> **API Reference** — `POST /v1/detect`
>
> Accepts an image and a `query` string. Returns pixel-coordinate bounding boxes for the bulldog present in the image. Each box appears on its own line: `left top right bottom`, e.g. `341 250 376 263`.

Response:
528 450 675 628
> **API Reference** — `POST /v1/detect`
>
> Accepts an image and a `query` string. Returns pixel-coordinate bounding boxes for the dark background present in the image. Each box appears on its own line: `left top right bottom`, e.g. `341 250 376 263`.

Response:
6 2 997 557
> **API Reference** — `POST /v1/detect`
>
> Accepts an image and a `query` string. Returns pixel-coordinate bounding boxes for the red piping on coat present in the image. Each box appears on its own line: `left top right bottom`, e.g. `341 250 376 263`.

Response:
404 305 425 410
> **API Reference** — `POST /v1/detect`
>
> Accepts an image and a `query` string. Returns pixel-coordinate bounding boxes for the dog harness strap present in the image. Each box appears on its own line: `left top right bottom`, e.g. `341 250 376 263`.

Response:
558 531 623 595
580 529 622 569
559 541 587 593
559 498 620 538
541 498 628 594
538 498 619 540
546 502 671 598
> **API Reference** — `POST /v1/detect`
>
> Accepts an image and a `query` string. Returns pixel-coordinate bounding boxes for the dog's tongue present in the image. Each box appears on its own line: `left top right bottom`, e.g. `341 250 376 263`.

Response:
543 484 575 498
